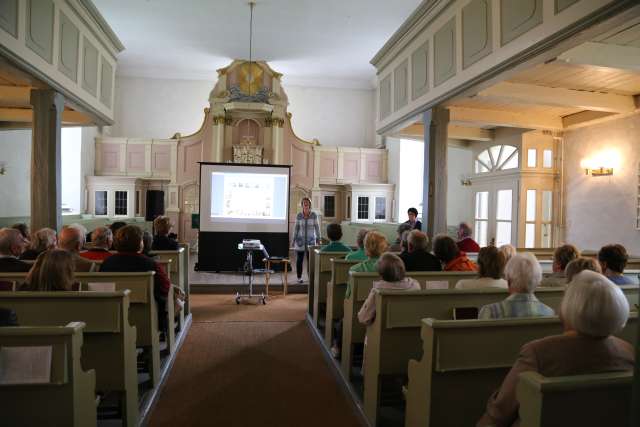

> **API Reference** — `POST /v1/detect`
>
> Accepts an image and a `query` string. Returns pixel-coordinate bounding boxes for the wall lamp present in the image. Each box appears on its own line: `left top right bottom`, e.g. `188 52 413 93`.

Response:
580 150 620 177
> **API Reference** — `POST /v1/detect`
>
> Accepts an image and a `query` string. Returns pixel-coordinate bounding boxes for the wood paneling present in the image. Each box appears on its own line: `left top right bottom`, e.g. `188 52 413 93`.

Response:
500 0 542 45
556 0 580 14
379 74 392 120
394 59 409 111
25 0 54 63
100 58 113 108
82 37 99 96
58 12 79 82
462 0 492 69
0 0 18 38
434 18 456 86
411 41 429 100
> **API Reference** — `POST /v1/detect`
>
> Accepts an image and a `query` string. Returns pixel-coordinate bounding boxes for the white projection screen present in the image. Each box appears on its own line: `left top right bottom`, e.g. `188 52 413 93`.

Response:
199 163 290 233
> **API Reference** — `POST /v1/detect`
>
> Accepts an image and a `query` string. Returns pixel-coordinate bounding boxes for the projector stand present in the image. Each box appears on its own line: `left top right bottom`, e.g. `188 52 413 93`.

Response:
236 243 267 305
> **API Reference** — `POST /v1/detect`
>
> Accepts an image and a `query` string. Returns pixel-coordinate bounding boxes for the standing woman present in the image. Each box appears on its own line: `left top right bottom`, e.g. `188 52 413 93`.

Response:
292 197 321 284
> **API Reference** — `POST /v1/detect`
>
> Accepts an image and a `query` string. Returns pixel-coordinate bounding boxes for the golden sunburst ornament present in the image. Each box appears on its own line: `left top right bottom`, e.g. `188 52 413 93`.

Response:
239 62 263 95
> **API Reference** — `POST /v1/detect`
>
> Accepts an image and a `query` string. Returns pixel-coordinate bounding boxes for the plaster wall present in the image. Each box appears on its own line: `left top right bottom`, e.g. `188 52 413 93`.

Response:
0 130 31 217
386 137 401 222
563 112 640 254
111 76 377 147
447 145 473 227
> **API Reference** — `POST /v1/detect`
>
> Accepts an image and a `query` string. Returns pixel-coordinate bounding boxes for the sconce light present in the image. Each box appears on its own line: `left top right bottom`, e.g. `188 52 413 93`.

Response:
580 150 620 177
459 174 472 186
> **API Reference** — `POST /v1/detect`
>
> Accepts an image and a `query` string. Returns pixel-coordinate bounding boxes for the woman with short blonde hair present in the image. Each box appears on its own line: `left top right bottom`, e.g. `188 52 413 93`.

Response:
24 249 75 291
346 231 388 298
152 216 178 251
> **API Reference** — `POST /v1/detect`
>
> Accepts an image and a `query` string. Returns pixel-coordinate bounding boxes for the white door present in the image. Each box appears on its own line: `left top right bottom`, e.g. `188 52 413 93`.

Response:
473 180 518 247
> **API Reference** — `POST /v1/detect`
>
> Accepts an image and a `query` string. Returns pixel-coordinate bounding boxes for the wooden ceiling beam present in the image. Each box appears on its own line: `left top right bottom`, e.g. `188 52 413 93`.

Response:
448 106 563 131
447 125 493 142
0 85 31 107
477 81 637 114
0 107 93 125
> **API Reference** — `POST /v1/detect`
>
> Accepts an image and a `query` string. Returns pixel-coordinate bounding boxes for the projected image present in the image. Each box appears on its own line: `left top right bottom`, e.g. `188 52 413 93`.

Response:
211 172 287 220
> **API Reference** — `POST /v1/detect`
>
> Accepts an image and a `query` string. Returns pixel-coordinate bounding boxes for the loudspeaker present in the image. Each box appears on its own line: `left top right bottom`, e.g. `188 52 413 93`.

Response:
145 190 165 221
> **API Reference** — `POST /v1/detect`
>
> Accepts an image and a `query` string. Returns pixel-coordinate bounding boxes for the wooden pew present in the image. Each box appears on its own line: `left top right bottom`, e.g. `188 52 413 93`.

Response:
312 249 351 329
0 322 97 427
404 315 637 427
340 271 477 380
324 258 359 347
179 243 191 315
150 248 188 330
517 370 633 427
307 245 322 318
0 291 138 426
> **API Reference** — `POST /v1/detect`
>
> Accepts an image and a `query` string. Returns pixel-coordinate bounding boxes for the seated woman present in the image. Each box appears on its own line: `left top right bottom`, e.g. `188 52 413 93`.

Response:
498 244 516 263
151 216 179 251
478 253 554 319
358 253 420 325
565 257 602 283
320 223 352 252
20 227 57 260
539 244 579 287
389 222 412 252
455 246 507 289
598 244 635 285
345 231 388 298
477 270 634 427
433 235 478 272
345 229 369 261
22 249 75 291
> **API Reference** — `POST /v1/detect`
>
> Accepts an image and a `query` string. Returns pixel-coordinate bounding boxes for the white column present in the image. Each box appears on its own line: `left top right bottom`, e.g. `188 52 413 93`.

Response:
271 118 284 165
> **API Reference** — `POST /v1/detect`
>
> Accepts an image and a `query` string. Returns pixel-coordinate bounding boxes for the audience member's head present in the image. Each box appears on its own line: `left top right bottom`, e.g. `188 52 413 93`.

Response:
598 244 628 274
561 270 629 337
433 235 460 264
68 224 87 246
29 228 57 253
114 225 143 253
498 244 516 263
400 230 411 253
355 229 369 250
0 228 27 257
11 223 30 241
407 230 428 253
477 246 506 279
91 226 113 250
396 222 413 242
25 249 75 291
457 222 472 239
326 223 343 242
565 257 602 282
364 231 388 258
407 207 418 222
377 253 406 282
153 216 173 237
553 244 580 273
110 221 127 235
58 226 84 254
504 253 542 294
142 231 153 255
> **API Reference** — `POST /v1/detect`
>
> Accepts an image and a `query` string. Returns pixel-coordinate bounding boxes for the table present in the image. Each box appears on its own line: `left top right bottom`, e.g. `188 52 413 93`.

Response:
263 258 291 296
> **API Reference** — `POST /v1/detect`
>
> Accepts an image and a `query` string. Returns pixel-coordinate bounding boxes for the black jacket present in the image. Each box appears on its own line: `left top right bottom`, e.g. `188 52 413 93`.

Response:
0 257 31 272
151 235 179 251
400 249 441 272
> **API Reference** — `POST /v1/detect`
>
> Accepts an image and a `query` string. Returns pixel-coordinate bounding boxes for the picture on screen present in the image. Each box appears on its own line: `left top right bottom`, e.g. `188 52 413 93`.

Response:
210 172 287 220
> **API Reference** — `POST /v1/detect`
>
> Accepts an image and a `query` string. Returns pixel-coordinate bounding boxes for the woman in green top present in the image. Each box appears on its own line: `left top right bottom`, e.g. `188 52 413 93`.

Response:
346 230 388 297
345 229 369 261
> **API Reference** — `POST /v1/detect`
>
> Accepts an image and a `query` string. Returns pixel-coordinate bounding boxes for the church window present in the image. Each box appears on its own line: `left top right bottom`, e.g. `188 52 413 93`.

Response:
346 196 351 220
525 190 537 248
541 190 553 248
475 145 518 173
357 197 369 220
324 195 335 218
527 149 537 168
135 191 141 216
375 197 386 220
61 127 82 214
474 191 489 247
115 191 128 216
543 150 553 168
95 191 107 216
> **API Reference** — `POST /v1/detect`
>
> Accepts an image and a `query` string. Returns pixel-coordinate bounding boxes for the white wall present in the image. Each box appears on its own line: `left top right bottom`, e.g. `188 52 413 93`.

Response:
564 112 640 254
386 137 401 221
447 145 473 227
111 75 377 147
0 130 31 217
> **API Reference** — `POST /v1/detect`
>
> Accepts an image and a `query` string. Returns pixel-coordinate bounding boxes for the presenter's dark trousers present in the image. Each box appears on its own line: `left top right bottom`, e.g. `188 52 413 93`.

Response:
295 250 308 280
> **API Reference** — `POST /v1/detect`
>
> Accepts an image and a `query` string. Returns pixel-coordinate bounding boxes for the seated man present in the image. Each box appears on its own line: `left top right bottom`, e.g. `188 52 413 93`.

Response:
598 244 635 285
320 223 352 252
0 228 31 272
345 229 368 261
81 227 113 261
152 216 179 251
479 253 554 319
101 225 171 331
389 222 413 252
400 230 441 272
433 235 478 272
540 244 580 287
456 222 480 253
58 226 96 272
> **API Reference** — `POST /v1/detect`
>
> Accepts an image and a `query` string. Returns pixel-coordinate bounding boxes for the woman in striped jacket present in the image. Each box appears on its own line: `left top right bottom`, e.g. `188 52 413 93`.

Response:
292 197 321 283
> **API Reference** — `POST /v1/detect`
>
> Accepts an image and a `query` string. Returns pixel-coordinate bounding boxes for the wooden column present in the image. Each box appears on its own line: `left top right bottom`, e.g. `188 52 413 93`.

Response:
30 89 64 232
421 106 449 240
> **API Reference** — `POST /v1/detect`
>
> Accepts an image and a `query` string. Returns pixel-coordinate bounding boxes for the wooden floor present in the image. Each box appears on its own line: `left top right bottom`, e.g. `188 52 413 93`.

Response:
147 293 366 427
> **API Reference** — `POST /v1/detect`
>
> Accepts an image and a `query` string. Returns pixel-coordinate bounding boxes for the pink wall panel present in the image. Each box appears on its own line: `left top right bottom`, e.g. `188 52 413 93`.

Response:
152 145 171 172
320 156 336 178
181 142 201 182
366 154 383 181
127 145 146 172
343 154 360 180
101 144 120 172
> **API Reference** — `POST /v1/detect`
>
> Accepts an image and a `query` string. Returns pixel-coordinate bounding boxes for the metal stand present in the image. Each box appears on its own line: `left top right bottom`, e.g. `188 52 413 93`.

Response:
235 243 267 304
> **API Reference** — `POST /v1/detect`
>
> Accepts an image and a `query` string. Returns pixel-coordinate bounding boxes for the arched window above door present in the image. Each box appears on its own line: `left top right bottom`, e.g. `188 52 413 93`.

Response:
475 145 519 173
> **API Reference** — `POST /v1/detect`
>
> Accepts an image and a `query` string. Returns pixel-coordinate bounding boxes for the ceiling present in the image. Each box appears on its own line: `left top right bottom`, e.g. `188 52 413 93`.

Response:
92 0 422 89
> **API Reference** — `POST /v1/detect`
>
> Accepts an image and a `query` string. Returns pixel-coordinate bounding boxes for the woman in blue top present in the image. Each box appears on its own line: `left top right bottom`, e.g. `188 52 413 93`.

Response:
292 197 321 283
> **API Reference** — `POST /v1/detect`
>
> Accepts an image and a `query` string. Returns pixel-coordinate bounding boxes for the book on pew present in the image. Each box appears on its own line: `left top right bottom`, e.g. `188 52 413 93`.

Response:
453 307 479 320
425 281 448 290
87 282 116 292
0 346 52 384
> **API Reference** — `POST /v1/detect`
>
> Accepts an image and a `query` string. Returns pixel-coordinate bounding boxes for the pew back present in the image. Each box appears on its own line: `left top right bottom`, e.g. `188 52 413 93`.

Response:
324 258 360 346
312 249 350 328
0 322 97 427
307 245 322 317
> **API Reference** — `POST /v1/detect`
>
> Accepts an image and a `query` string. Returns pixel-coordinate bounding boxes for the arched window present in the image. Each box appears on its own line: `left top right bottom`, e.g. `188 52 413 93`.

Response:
475 145 519 173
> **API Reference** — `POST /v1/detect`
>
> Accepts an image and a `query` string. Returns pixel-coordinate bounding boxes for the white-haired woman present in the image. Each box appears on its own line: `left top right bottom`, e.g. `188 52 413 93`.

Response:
20 227 57 260
477 270 635 426
478 252 554 319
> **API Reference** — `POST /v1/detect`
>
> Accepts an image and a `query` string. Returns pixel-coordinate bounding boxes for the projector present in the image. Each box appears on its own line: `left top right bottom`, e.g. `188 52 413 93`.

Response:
242 239 262 249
